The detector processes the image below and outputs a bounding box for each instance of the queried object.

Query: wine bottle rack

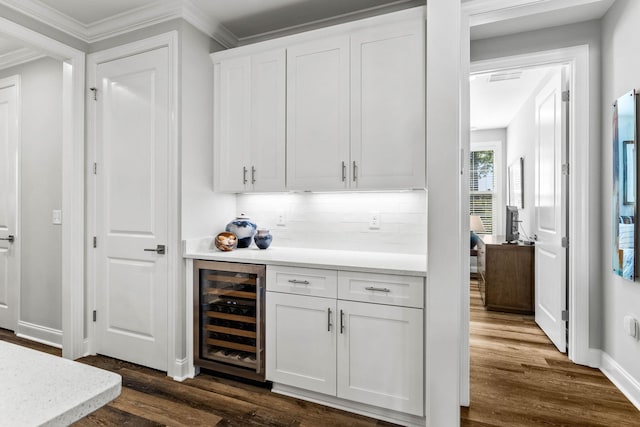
[193,260,265,382]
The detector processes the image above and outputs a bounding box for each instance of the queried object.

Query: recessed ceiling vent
[488,70,523,82]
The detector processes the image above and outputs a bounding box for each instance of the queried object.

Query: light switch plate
[624,315,638,339]
[52,210,62,225]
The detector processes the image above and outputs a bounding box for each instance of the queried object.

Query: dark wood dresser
[475,235,535,314]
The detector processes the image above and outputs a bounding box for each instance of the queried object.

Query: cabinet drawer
[337,271,424,308]
[267,265,338,298]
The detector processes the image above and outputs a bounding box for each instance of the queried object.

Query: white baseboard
[16,321,62,348]
[171,357,195,382]
[600,352,640,411]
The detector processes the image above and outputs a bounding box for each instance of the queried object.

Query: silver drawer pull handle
[365,286,390,293]
[288,279,310,285]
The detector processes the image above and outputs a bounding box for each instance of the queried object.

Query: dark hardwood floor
[2,282,638,426]
[462,280,640,426]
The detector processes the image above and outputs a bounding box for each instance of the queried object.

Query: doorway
[0,19,85,359]
[463,47,595,413]
[470,62,569,351]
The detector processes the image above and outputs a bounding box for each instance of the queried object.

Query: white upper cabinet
[350,21,425,190]
[213,50,286,192]
[214,56,250,192]
[250,49,286,192]
[212,7,425,193]
[286,37,350,191]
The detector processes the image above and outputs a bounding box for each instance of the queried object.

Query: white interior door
[94,47,169,371]
[534,69,567,353]
[0,77,19,332]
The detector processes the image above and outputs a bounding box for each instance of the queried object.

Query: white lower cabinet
[266,267,424,417]
[266,292,337,395]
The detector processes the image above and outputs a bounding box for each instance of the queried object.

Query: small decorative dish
[215,232,238,252]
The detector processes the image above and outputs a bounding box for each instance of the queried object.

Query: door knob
[144,244,166,255]
[0,235,14,243]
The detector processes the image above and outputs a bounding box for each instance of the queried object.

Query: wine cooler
[193,260,266,382]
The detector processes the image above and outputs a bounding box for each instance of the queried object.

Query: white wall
[180,21,235,241]
[471,18,603,350]
[0,58,63,341]
[601,0,640,404]
[236,191,426,254]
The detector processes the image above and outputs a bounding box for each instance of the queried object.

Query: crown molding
[237,0,421,46]
[462,0,614,26]
[0,0,238,47]
[0,47,46,70]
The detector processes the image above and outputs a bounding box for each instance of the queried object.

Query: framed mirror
[613,90,638,280]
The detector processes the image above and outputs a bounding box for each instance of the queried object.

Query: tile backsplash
[235,190,426,254]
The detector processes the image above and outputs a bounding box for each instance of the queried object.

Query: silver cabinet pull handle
[243,166,248,184]
[340,309,345,334]
[0,235,14,243]
[352,161,357,182]
[341,161,346,182]
[288,279,310,285]
[365,286,390,293]
[327,308,332,332]
[251,166,256,184]
[144,244,166,255]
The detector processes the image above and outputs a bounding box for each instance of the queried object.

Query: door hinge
[562,237,569,248]
[89,87,98,101]
[562,163,570,175]
[93,236,97,248]
[93,162,97,175]
[561,310,569,321]
[93,310,97,322]
[562,90,570,102]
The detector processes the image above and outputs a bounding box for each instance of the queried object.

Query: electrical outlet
[277,212,286,226]
[369,212,380,229]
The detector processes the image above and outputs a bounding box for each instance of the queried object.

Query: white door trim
[86,31,180,377]
[469,45,593,367]
[0,74,21,333]
[0,16,85,360]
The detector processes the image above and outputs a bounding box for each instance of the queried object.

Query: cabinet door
[213,56,250,192]
[266,292,337,395]
[350,20,425,190]
[337,300,423,416]
[287,37,350,191]
[250,49,286,192]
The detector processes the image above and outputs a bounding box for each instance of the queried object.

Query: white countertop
[183,239,426,276]
[0,341,122,426]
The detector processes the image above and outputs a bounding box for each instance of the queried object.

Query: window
[470,147,498,234]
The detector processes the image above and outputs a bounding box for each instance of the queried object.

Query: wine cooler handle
[340,309,344,334]
[327,308,332,332]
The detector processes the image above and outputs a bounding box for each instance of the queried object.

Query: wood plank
[205,311,257,324]
[204,274,256,285]
[205,288,256,299]
[109,388,223,426]
[206,338,256,353]
[205,324,256,338]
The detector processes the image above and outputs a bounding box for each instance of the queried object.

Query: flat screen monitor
[505,205,519,243]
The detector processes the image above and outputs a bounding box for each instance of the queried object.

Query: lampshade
[470,215,486,233]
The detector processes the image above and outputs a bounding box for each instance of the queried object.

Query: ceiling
[470,66,559,130]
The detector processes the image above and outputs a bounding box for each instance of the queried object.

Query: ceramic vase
[225,214,257,248]
[254,229,273,250]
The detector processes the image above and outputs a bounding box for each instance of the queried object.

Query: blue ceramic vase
[225,214,257,248]
[254,229,273,250]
